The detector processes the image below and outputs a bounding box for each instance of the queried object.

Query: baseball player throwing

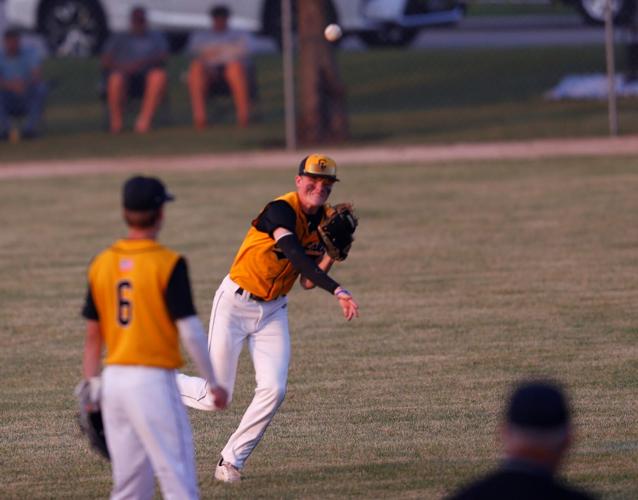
[80,175,228,499]
[177,154,359,482]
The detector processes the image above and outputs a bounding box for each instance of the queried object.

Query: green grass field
[2,44,638,162]
[1,157,637,498]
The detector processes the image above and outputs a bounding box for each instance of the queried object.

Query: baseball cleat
[215,458,241,483]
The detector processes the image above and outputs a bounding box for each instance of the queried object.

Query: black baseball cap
[298,154,339,181]
[506,381,570,430]
[123,175,174,211]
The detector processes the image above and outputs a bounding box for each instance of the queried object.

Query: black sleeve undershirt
[82,285,98,320]
[254,200,337,294]
[277,234,339,294]
[254,200,297,236]
[165,257,197,320]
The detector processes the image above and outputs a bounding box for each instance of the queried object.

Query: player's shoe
[215,457,241,483]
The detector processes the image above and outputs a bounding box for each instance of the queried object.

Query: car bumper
[357,1,466,32]
[393,5,466,28]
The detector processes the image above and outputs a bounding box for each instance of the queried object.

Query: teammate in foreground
[177,154,359,482]
[80,175,228,499]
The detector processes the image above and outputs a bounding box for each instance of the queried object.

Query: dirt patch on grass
[2,135,638,179]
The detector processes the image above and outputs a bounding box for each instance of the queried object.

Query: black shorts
[100,64,164,100]
[206,65,230,96]
[127,72,149,99]
[120,64,165,98]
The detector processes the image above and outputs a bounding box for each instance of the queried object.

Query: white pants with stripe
[102,365,199,500]
[177,275,290,470]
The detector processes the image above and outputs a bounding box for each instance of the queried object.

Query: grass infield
[1,157,637,498]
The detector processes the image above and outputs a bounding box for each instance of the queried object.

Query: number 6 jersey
[82,239,196,368]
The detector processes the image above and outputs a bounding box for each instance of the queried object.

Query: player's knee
[260,383,286,406]
[275,385,286,404]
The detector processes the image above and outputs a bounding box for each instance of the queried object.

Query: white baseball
[324,23,342,42]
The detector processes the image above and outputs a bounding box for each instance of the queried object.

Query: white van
[5,0,465,56]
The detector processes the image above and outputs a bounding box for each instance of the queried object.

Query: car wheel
[38,0,107,56]
[359,27,419,48]
[578,0,636,25]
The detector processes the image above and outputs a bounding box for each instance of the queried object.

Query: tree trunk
[297,0,349,145]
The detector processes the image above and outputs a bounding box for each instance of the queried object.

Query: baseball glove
[318,203,358,261]
[74,379,110,460]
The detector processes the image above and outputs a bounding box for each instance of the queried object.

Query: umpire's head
[122,175,174,229]
[502,380,572,472]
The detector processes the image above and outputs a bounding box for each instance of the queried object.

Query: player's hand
[334,287,359,321]
[210,386,229,410]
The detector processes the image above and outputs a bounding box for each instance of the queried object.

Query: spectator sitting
[101,6,168,134]
[447,381,596,500]
[186,5,253,129]
[0,27,48,140]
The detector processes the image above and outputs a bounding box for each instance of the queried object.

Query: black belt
[235,287,266,302]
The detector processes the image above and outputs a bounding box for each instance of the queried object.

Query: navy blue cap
[123,175,174,211]
[506,381,569,430]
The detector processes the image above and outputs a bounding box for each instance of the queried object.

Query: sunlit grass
[1,158,637,498]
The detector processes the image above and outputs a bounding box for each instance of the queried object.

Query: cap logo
[298,154,339,181]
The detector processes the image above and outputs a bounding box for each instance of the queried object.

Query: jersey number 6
[117,280,132,326]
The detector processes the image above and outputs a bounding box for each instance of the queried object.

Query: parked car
[5,0,466,56]
[563,0,636,25]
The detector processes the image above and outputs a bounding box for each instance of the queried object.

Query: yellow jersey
[83,239,195,369]
[229,192,324,301]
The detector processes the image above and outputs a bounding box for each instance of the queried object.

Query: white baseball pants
[177,275,290,470]
[102,365,199,500]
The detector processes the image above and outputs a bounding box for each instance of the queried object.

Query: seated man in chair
[186,5,254,129]
[0,27,48,140]
[101,6,168,134]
